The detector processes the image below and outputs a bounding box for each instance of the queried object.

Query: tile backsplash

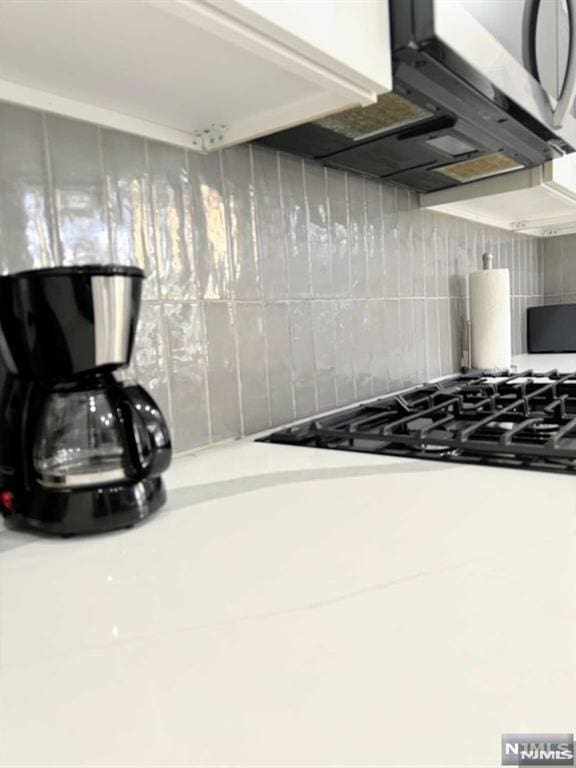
[542,234,576,304]
[0,102,544,452]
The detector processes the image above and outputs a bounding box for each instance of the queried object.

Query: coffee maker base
[3,478,166,536]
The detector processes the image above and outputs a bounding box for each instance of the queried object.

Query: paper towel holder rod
[482,252,494,270]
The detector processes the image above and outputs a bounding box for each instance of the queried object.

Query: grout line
[301,159,319,414]
[218,149,245,438]
[344,173,353,305]
[97,125,115,265]
[248,145,272,429]
[199,301,214,445]
[143,138,161,299]
[277,152,297,422]
[138,292,543,303]
[184,146,213,444]
[40,111,62,267]
[158,303,175,435]
[261,303,273,430]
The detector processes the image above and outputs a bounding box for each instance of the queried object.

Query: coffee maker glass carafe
[34,389,130,488]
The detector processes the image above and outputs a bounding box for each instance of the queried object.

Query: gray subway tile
[46,114,110,265]
[333,300,356,405]
[188,150,231,299]
[265,302,295,425]
[348,174,367,298]
[439,298,452,374]
[520,296,528,351]
[499,232,513,275]
[369,300,389,396]
[0,104,56,273]
[327,169,350,297]
[250,146,288,300]
[280,154,311,298]
[305,162,331,297]
[398,299,415,386]
[148,141,196,300]
[312,302,338,411]
[423,210,437,298]
[543,238,563,296]
[435,214,450,298]
[353,300,372,399]
[383,300,402,391]
[382,185,399,298]
[397,189,413,298]
[425,299,441,380]
[252,146,287,299]
[102,129,158,299]
[236,303,270,434]
[413,299,427,382]
[365,180,384,298]
[163,302,210,451]
[221,144,261,300]
[410,205,426,297]
[204,302,242,441]
[289,301,317,417]
[451,218,468,298]
[516,237,525,295]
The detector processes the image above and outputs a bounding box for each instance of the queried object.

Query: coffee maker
[0,265,172,535]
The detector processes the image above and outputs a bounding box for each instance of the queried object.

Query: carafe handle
[119,386,172,479]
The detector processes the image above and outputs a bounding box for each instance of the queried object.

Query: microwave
[260,0,576,193]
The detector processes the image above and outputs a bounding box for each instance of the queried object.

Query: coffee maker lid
[0,263,145,380]
[1,264,145,280]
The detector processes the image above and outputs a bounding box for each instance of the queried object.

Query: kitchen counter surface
[1,356,575,768]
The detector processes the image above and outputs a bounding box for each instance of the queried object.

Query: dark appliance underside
[259,370,576,475]
[258,2,567,192]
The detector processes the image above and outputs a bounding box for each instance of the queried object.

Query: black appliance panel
[528,304,576,352]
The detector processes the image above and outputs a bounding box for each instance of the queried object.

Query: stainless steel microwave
[260,0,576,193]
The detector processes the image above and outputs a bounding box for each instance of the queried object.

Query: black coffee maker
[0,265,172,535]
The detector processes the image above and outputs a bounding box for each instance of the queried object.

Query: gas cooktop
[259,370,576,475]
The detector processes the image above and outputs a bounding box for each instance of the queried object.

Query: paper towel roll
[470,268,511,371]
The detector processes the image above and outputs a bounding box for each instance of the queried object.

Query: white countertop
[1,357,575,768]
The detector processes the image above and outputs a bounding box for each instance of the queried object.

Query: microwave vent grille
[433,152,524,183]
[315,93,432,141]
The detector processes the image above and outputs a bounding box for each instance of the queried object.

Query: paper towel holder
[461,252,495,371]
[463,251,512,374]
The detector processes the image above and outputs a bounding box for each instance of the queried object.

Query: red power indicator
[0,490,14,512]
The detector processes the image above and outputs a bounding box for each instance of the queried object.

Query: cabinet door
[0,0,392,152]
[219,0,391,93]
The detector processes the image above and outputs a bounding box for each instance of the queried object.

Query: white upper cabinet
[421,154,576,238]
[0,0,392,151]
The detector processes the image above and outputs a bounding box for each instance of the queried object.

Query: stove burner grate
[259,369,576,474]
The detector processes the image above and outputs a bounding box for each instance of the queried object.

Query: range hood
[259,0,576,192]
